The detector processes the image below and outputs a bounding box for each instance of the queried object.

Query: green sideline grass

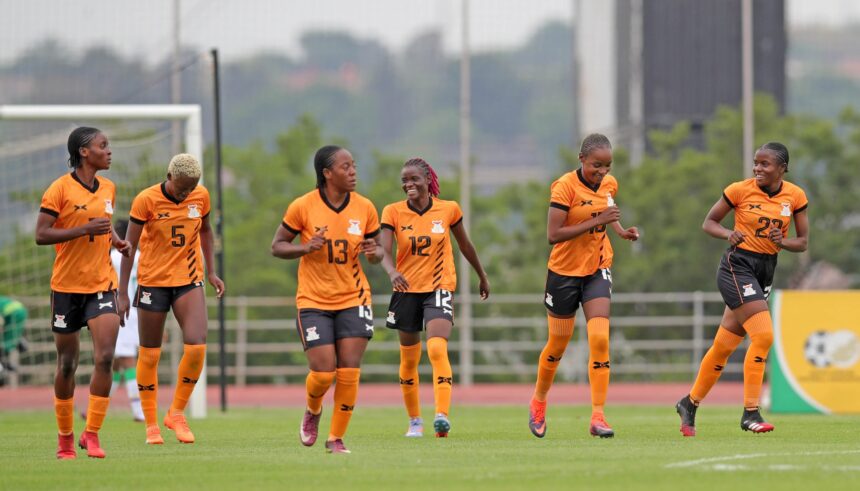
[1,405,858,490]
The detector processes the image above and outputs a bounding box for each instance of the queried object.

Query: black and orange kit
[381,198,463,330]
[40,172,119,332]
[282,189,380,349]
[129,182,211,312]
[544,169,617,316]
[717,178,808,309]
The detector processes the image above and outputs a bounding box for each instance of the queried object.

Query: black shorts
[134,282,203,312]
[51,290,119,334]
[386,290,454,332]
[717,247,777,310]
[544,269,612,316]
[296,305,374,350]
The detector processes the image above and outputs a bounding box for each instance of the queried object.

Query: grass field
[1,405,858,491]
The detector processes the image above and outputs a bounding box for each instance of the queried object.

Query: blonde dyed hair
[167,153,202,179]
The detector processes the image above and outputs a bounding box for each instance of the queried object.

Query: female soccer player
[528,133,639,439]
[380,158,489,438]
[118,154,225,445]
[271,145,383,454]
[36,127,129,459]
[676,142,808,436]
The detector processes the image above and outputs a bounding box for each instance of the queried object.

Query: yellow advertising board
[771,290,860,414]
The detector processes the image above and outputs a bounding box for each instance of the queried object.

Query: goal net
[0,105,208,418]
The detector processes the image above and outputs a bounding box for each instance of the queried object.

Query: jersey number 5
[171,225,186,247]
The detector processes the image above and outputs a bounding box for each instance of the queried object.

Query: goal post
[0,104,208,418]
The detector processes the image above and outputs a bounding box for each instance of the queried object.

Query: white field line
[666,449,860,469]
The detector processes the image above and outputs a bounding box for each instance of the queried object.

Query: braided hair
[404,158,440,197]
[579,133,612,158]
[314,145,344,188]
[758,142,790,172]
[67,127,102,168]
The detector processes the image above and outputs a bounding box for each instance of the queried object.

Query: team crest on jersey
[743,284,757,297]
[187,204,201,218]
[545,293,554,307]
[140,292,153,305]
[104,199,114,214]
[53,315,67,328]
[431,220,445,234]
[387,311,396,324]
[780,203,792,217]
[306,326,320,342]
[347,219,362,236]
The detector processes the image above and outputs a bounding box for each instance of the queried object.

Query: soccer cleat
[405,417,424,437]
[528,398,547,438]
[164,411,195,443]
[56,433,76,459]
[741,408,774,433]
[145,424,164,445]
[676,395,698,437]
[78,431,106,458]
[589,414,615,438]
[325,438,351,454]
[299,408,322,446]
[433,413,450,438]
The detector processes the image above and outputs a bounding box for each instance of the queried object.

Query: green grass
[1,405,859,491]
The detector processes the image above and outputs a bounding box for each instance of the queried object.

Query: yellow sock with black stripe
[743,311,774,409]
[533,316,574,402]
[427,337,452,416]
[399,343,422,418]
[690,327,744,403]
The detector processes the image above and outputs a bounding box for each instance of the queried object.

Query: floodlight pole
[742,0,754,178]
[459,0,474,387]
[211,49,228,413]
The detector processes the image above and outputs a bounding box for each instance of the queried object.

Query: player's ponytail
[67,127,102,168]
[404,158,440,197]
[314,145,343,188]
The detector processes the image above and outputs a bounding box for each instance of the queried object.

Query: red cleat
[676,395,698,437]
[589,414,615,438]
[741,409,774,433]
[78,431,105,458]
[529,398,547,438]
[56,433,76,460]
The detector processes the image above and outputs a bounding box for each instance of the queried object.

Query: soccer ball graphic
[803,330,860,368]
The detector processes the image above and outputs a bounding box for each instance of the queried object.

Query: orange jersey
[381,198,464,293]
[129,182,211,287]
[722,178,808,255]
[40,172,118,293]
[546,170,618,277]
[282,189,380,310]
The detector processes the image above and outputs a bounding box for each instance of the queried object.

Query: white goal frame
[0,104,208,418]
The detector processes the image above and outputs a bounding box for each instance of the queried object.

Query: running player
[0,296,28,378]
[528,133,639,439]
[271,145,382,454]
[35,126,129,459]
[676,142,808,436]
[380,157,489,438]
[118,154,225,445]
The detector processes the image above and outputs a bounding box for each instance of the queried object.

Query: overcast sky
[2,0,859,64]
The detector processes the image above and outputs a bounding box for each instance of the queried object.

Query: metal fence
[3,292,733,388]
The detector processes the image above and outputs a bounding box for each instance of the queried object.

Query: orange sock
[329,367,360,439]
[306,370,336,414]
[170,344,206,414]
[399,343,422,418]
[427,337,452,416]
[137,346,161,426]
[743,311,774,409]
[690,327,744,402]
[587,317,610,415]
[85,394,110,433]
[533,316,574,402]
[54,396,74,435]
